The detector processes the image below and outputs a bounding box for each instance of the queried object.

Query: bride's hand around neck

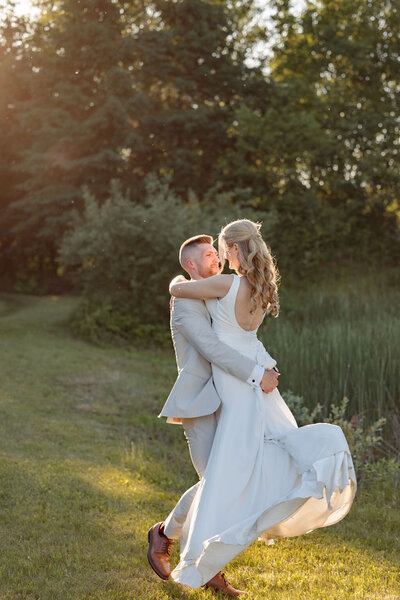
[169,273,235,300]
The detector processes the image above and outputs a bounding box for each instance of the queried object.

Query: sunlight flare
[12,0,39,18]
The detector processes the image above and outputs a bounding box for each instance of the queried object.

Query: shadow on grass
[0,452,211,599]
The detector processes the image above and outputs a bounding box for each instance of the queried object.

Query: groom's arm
[172,297,264,387]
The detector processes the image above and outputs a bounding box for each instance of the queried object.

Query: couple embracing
[147,219,356,596]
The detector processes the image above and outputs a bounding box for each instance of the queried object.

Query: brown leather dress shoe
[147,522,174,580]
[203,571,246,596]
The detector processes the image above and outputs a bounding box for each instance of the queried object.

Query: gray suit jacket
[158,296,259,424]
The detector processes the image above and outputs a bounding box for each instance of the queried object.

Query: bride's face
[224,243,240,271]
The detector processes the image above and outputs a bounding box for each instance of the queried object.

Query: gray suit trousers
[163,412,218,540]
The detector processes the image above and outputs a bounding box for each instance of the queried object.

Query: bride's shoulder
[197,273,234,297]
[211,273,234,284]
[210,273,235,290]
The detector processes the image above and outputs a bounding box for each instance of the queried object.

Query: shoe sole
[147,527,170,581]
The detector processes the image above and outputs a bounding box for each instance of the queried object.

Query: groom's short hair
[179,234,214,269]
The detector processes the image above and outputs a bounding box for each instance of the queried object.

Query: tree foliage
[0,6,38,284]
[129,0,267,194]
[0,0,399,304]
[9,1,140,245]
[219,0,400,266]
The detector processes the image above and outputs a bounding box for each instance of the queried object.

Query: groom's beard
[198,263,221,279]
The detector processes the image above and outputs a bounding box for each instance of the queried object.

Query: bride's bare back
[234,276,265,331]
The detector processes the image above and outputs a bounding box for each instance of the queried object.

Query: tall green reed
[259,277,400,444]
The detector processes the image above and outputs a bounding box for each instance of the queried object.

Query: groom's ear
[183,258,195,273]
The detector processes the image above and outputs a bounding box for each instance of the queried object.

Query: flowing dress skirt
[171,372,356,588]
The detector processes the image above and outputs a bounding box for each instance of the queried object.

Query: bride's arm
[169,274,234,299]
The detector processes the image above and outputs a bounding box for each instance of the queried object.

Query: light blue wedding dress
[171,275,356,588]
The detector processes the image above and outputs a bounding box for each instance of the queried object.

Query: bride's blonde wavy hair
[218,219,280,317]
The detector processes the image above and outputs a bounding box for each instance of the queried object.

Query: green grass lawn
[0,294,399,600]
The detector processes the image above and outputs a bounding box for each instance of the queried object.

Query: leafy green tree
[6,0,144,280]
[3,0,268,288]
[130,0,268,195]
[3,0,399,296]
[278,0,400,257]
[0,5,37,285]
[220,0,400,269]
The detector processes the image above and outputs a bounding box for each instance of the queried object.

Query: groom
[147,234,278,595]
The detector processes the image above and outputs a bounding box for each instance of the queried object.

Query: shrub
[59,174,276,337]
[68,299,171,346]
[282,391,391,483]
[59,176,189,327]
[361,458,400,503]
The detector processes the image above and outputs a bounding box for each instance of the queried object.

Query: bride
[169,219,356,595]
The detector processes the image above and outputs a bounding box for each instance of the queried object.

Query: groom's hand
[260,369,279,394]
[170,274,187,288]
[170,275,187,309]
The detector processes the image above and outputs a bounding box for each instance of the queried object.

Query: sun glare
[11,0,306,19]
[13,0,40,18]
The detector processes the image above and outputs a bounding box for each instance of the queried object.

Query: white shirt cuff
[247,364,265,388]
